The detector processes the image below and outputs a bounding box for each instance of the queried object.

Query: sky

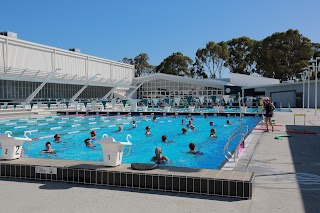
[0,0,319,78]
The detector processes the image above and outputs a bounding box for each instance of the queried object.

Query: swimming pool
[0,114,260,169]
[137,107,291,113]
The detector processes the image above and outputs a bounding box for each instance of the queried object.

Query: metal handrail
[224,124,249,162]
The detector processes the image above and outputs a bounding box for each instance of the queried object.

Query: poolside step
[0,159,254,200]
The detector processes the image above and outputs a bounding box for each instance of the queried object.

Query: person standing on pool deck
[264,97,275,132]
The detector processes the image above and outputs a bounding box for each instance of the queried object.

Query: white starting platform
[97,134,132,167]
[0,131,32,160]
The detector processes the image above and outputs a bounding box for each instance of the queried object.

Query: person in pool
[181,119,185,125]
[54,134,61,143]
[132,120,137,128]
[204,114,208,119]
[161,135,175,143]
[41,142,55,154]
[145,126,151,135]
[90,131,96,140]
[209,121,214,126]
[152,116,157,122]
[188,142,203,155]
[187,117,195,128]
[118,125,123,132]
[151,147,169,164]
[84,138,95,147]
[210,128,217,138]
[182,128,187,134]
[226,120,231,125]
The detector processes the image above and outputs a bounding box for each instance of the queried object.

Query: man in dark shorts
[264,97,275,132]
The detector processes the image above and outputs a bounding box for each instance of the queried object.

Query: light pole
[307,66,311,112]
[299,70,307,109]
[309,58,320,115]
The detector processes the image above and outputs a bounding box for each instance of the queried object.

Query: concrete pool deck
[0,108,320,212]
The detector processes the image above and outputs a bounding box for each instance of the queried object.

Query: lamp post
[307,66,311,112]
[309,58,320,115]
[299,70,307,109]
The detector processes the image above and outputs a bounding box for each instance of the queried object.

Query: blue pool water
[0,114,260,169]
[139,107,291,113]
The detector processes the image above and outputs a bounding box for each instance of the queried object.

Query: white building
[0,32,135,102]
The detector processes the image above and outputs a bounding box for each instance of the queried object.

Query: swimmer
[161,135,175,143]
[226,120,231,125]
[181,119,185,125]
[151,147,169,164]
[118,125,123,132]
[204,114,208,119]
[54,134,61,143]
[90,131,96,140]
[132,120,137,128]
[152,116,157,122]
[84,138,95,147]
[187,117,195,128]
[186,115,189,120]
[41,142,55,154]
[182,128,187,134]
[145,126,151,135]
[188,142,203,155]
[210,128,217,138]
[209,121,214,126]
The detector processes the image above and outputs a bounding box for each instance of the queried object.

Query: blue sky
[0,0,319,77]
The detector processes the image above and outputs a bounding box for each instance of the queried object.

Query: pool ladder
[223,125,249,162]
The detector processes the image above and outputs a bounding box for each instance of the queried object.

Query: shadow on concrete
[285,124,320,213]
[0,178,243,202]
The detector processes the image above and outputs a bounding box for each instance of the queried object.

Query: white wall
[230,73,280,87]
[0,35,134,82]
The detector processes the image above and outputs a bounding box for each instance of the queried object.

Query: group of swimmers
[42,130,98,153]
[41,113,229,164]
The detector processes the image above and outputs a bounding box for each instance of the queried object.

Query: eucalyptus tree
[255,29,313,81]
[226,36,256,75]
[156,52,193,77]
[195,41,229,78]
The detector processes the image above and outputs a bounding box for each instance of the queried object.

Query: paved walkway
[1,109,320,213]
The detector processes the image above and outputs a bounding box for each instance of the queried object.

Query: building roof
[134,73,232,89]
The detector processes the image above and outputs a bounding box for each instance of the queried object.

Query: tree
[156,52,193,77]
[195,41,229,78]
[255,29,313,81]
[191,59,208,79]
[122,57,134,65]
[311,43,320,59]
[122,53,155,77]
[226,37,256,75]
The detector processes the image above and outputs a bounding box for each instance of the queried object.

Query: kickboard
[274,134,291,139]
[131,163,158,170]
